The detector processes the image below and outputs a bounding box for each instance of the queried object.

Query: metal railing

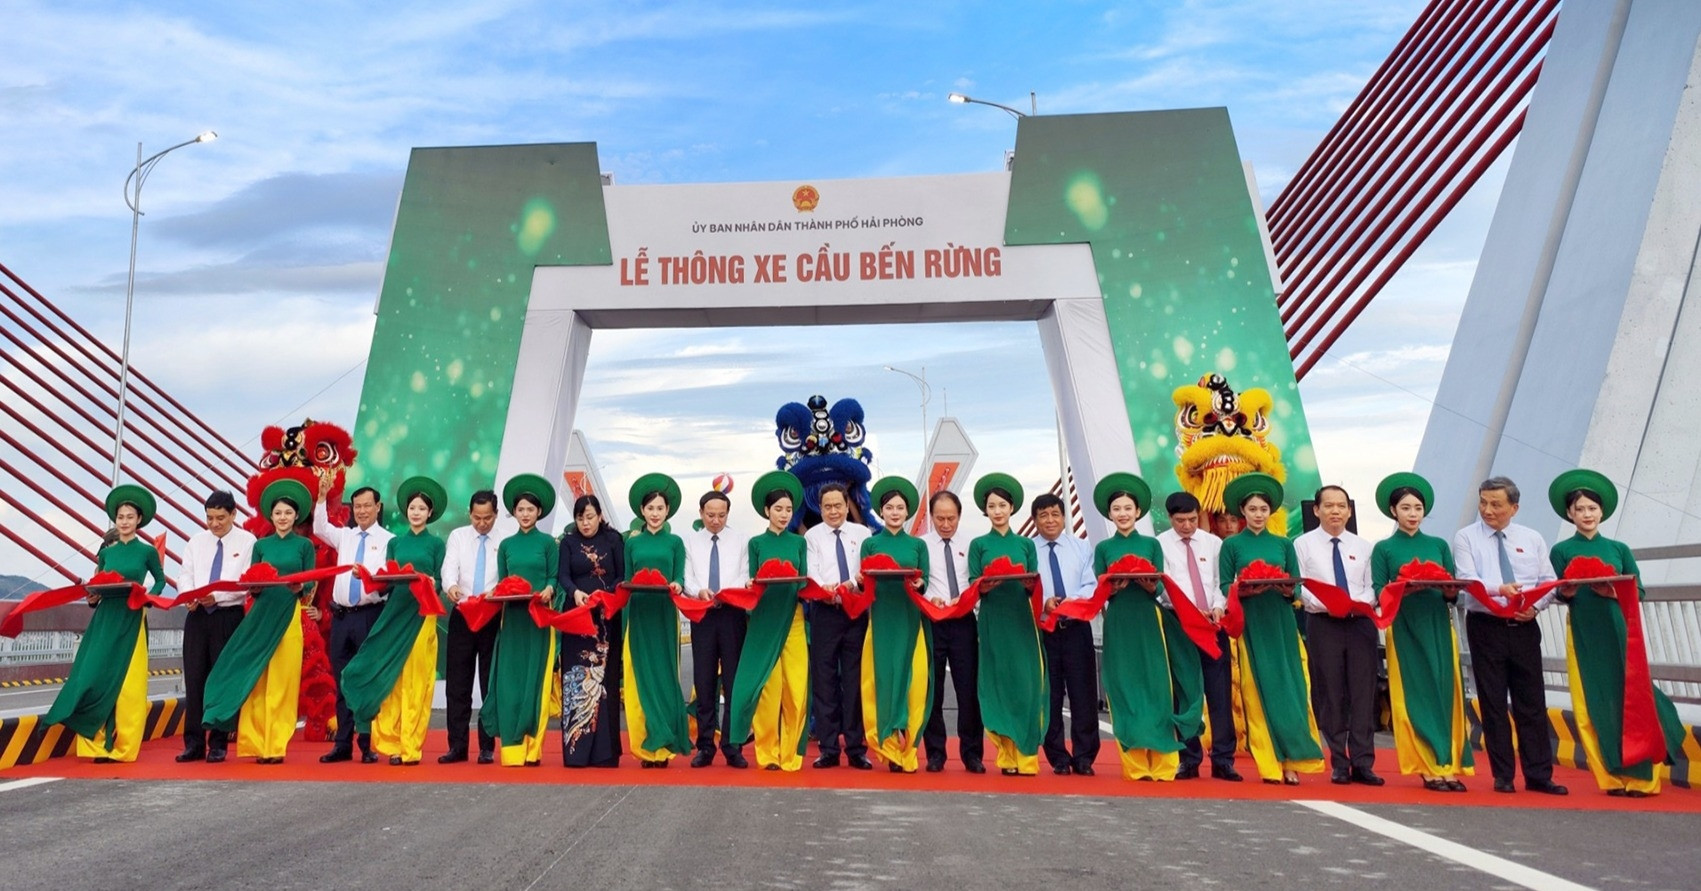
[0,629,184,666]
[1459,542,1701,705]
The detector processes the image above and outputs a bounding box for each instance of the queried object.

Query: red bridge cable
[1276,0,1544,314]
[1280,5,1554,338]
[1269,0,1495,245]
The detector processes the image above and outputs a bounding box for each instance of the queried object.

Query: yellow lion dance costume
[1172,373,1288,536]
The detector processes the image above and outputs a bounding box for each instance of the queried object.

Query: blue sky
[2,0,1509,573]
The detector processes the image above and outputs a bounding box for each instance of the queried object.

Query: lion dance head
[774,394,874,529]
[242,418,357,539]
[1172,374,1287,536]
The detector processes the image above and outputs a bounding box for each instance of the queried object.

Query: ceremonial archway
[349,110,1321,540]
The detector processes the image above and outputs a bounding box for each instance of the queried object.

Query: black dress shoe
[438,750,468,764]
[724,751,750,769]
[848,754,875,770]
[813,754,840,769]
[1493,778,1516,793]
[176,749,206,763]
[1331,767,1351,785]
[389,755,404,766]
[690,750,714,768]
[1526,780,1568,796]
[1211,766,1243,782]
[1607,788,1628,797]
[963,758,986,774]
[1073,764,1095,776]
[1444,779,1467,792]
[320,749,353,764]
[889,762,905,773]
[1053,765,1072,776]
[1174,766,1200,780]
[205,750,226,764]
[477,750,495,764]
[764,763,780,771]
[925,760,945,773]
[1350,768,1385,787]
[360,751,380,764]
[93,757,115,764]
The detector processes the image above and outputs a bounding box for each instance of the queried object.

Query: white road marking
[0,777,63,793]
[1297,800,1595,891]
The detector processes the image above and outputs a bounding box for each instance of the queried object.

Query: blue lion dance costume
[774,395,874,530]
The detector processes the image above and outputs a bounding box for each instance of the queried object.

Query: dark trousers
[180,605,244,754]
[328,605,382,751]
[1306,612,1379,771]
[1043,618,1099,770]
[1466,612,1554,784]
[445,608,499,755]
[691,606,748,754]
[808,604,867,758]
[1180,626,1236,772]
[923,615,984,763]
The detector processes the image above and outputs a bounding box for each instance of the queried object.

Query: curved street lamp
[113,131,217,485]
[947,91,1035,119]
[883,364,932,469]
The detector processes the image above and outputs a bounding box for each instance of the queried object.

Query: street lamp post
[947,91,1036,118]
[883,364,931,476]
[113,131,217,486]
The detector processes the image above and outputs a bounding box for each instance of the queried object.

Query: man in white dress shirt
[314,483,394,764]
[175,490,256,764]
[1294,485,1383,786]
[805,482,874,769]
[918,491,985,774]
[1156,492,1241,781]
[1454,476,1566,795]
[439,489,508,764]
[684,489,751,768]
[1031,493,1100,776]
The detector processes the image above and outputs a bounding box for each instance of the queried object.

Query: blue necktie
[1048,541,1066,603]
[708,534,721,592]
[348,530,368,606]
[474,533,488,595]
[1495,530,1516,586]
[1330,537,1349,592]
[834,529,850,582]
[205,539,224,611]
[942,538,959,598]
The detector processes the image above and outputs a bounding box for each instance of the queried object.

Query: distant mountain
[1,574,48,600]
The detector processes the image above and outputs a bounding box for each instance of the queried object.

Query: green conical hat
[1549,469,1618,521]
[973,472,1024,513]
[1093,472,1150,517]
[503,473,556,518]
[629,472,682,520]
[751,470,804,515]
[105,484,157,527]
[396,476,448,524]
[871,475,920,513]
[260,478,312,521]
[1374,472,1433,520]
[1223,472,1283,515]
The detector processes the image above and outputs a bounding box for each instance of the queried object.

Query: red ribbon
[854,553,922,622]
[1300,578,1379,622]
[1223,560,1292,639]
[1373,559,1477,630]
[453,575,596,635]
[960,556,1042,623]
[714,559,833,612]
[1555,556,1664,765]
[354,561,446,617]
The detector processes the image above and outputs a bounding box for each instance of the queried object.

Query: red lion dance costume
[241,419,356,742]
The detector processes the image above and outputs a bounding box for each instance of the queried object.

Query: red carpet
[6,730,1698,813]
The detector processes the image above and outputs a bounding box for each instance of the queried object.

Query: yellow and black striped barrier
[0,698,183,771]
[1466,698,1699,789]
[0,667,181,689]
